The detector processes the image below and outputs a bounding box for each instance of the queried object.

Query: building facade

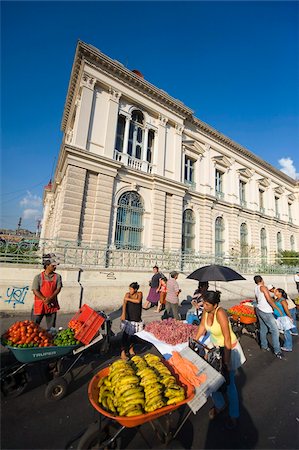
[41,41,299,268]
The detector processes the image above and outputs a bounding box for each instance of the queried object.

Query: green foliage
[276,250,299,267]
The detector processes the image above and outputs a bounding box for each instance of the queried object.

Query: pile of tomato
[1,320,54,348]
[227,304,256,318]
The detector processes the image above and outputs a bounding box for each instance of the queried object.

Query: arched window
[182,209,195,252]
[277,232,282,253]
[240,223,248,258]
[215,217,225,257]
[128,110,144,160]
[260,228,267,259]
[290,235,295,251]
[114,191,144,250]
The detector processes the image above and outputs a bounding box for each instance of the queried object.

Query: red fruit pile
[227,304,256,318]
[144,318,198,345]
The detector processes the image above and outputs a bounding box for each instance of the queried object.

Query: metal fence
[0,237,298,274]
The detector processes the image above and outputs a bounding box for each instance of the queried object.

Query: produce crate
[69,304,105,345]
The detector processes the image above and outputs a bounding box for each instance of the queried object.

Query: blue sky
[1,1,299,231]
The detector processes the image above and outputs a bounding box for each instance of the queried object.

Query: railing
[114,150,153,174]
[215,191,225,200]
[275,213,280,220]
[240,200,247,208]
[184,180,196,191]
[259,207,265,214]
[1,238,298,274]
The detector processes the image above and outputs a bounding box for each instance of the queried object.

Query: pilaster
[74,73,96,149]
[104,87,122,159]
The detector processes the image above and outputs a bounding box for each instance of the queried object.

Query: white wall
[0,265,298,314]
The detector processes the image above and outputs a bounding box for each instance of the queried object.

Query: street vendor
[195,290,246,430]
[32,253,62,329]
[120,282,143,360]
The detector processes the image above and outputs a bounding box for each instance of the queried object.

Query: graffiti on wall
[1,286,29,309]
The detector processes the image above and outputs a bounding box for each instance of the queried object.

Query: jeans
[256,308,281,354]
[290,308,298,334]
[34,312,57,329]
[212,371,239,419]
[283,329,292,350]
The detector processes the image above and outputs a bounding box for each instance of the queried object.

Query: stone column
[122,115,131,155]
[74,73,96,149]
[174,124,184,182]
[151,190,166,248]
[104,88,121,159]
[141,126,149,172]
[154,115,168,176]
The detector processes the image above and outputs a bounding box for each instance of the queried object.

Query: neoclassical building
[41,41,299,266]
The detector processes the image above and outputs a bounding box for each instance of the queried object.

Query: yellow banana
[110,369,135,385]
[118,404,143,416]
[144,354,161,362]
[106,395,116,413]
[119,375,140,386]
[101,396,108,410]
[125,408,143,417]
[166,395,185,405]
[145,387,164,400]
[144,400,165,412]
[115,383,140,397]
[137,367,156,377]
[160,376,177,386]
[119,386,143,398]
[145,394,163,407]
[118,392,145,405]
[140,377,159,387]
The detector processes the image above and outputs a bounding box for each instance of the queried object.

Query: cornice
[61,41,297,188]
[61,41,193,131]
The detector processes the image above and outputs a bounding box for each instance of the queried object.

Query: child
[273,288,294,352]
[155,276,167,312]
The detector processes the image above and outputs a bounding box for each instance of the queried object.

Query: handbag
[188,338,223,373]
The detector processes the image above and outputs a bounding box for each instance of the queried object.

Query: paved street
[1,306,299,450]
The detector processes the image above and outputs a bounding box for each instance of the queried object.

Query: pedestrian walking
[294,271,299,294]
[143,265,163,309]
[165,271,181,320]
[120,282,143,360]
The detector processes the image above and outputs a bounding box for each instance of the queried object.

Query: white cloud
[20,191,42,208]
[23,209,41,220]
[278,158,299,180]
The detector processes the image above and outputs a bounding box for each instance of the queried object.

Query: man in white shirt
[254,275,283,359]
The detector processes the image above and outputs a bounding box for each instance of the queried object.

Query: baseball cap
[267,284,275,290]
[42,253,60,266]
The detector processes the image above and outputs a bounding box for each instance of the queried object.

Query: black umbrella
[187,264,246,282]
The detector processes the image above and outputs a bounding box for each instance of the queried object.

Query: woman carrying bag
[195,290,246,429]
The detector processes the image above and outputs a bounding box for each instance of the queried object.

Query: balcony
[114,150,153,174]
[215,191,225,200]
[184,180,196,191]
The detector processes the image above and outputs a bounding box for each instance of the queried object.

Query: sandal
[208,405,226,420]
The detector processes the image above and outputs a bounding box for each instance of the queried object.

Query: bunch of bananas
[97,354,186,417]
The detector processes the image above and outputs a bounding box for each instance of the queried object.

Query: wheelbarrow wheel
[45,376,68,401]
[77,422,121,450]
[1,366,29,398]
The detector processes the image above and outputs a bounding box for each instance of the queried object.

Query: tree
[277,250,299,267]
